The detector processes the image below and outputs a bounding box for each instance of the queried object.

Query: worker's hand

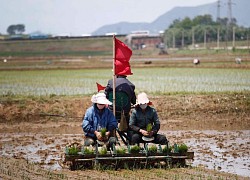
[94,131,103,141]
[101,131,110,141]
[95,131,109,141]
[148,131,154,137]
[105,131,110,137]
[139,129,149,136]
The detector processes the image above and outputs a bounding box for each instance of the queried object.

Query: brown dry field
[1,93,250,132]
[1,92,250,179]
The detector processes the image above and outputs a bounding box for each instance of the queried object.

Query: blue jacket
[82,104,118,138]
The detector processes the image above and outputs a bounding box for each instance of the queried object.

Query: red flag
[96,82,106,92]
[114,37,133,75]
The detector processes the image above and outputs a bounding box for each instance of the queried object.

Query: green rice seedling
[130,145,140,154]
[162,145,172,153]
[100,128,107,138]
[178,143,188,154]
[98,147,107,155]
[116,147,127,154]
[148,145,157,154]
[68,146,79,155]
[146,123,152,132]
[83,147,94,155]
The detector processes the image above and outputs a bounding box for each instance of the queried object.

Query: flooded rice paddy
[0,130,249,177]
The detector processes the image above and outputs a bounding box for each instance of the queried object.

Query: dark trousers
[128,131,168,145]
[84,136,116,149]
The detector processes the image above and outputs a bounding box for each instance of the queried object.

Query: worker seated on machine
[128,92,168,145]
[104,75,136,125]
[104,75,136,144]
[82,92,117,148]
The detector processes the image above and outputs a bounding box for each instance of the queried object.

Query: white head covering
[91,92,112,105]
[137,92,150,104]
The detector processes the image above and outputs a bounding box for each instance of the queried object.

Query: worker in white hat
[82,92,117,147]
[128,92,168,145]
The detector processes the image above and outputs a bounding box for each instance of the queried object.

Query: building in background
[125,30,163,50]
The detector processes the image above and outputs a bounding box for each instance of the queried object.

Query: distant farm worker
[105,75,136,126]
[128,92,168,145]
[193,58,200,65]
[82,92,118,148]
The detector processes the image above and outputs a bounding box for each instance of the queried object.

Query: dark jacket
[105,76,136,113]
[129,106,160,135]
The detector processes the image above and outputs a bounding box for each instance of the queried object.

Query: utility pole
[204,28,207,49]
[248,29,250,55]
[227,0,233,25]
[217,0,221,22]
[217,26,220,49]
[172,30,175,49]
[226,0,233,50]
[227,0,235,49]
[232,26,236,48]
[216,0,221,50]
[192,28,195,48]
[181,30,184,49]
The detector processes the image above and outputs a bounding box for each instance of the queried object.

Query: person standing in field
[129,92,168,145]
[82,92,117,147]
[104,75,136,126]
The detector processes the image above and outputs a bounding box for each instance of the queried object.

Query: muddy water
[0,130,249,177]
[162,130,250,177]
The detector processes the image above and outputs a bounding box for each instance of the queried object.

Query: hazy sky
[0,0,217,35]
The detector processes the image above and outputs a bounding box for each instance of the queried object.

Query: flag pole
[112,35,116,117]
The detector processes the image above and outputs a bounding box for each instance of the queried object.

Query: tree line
[163,14,250,48]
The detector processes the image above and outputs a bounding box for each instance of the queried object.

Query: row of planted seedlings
[64,142,191,170]
[65,142,190,159]
[64,127,191,169]
[65,126,190,158]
